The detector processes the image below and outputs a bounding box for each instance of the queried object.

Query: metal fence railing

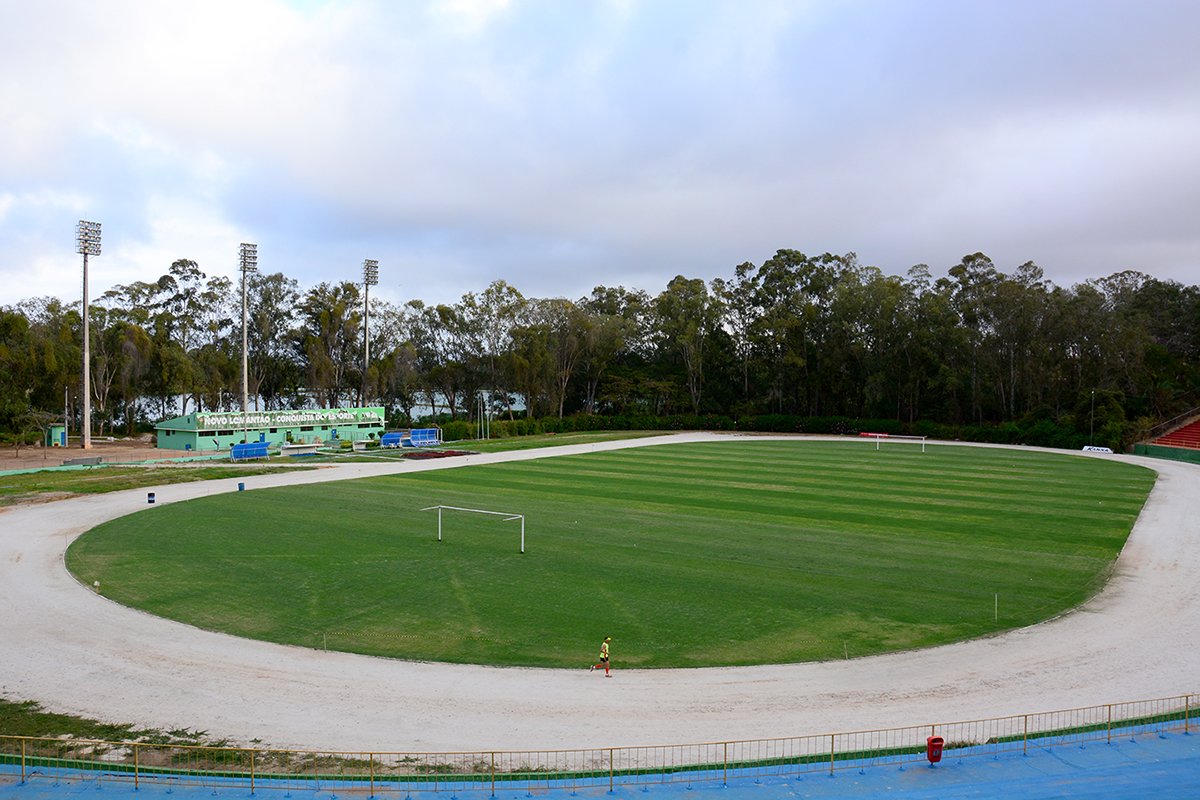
[1146,407,1200,441]
[1,693,1194,795]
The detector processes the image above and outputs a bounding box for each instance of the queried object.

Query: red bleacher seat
[1154,419,1200,450]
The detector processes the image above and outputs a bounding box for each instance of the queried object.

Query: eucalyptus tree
[5,241,1199,443]
[0,307,34,432]
[374,335,420,422]
[400,300,445,417]
[1077,274,1151,399]
[943,253,1003,423]
[652,276,723,414]
[1091,271,1200,416]
[458,280,526,419]
[985,262,1054,419]
[534,297,588,418]
[106,260,219,416]
[11,297,81,425]
[1126,277,1200,416]
[430,301,479,419]
[158,260,207,366]
[145,314,194,420]
[821,263,909,418]
[362,297,401,410]
[749,250,842,414]
[89,285,162,427]
[295,281,363,409]
[509,316,554,419]
[712,263,760,411]
[578,286,653,413]
[896,265,958,422]
[187,274,237,413]
[575,302,637,415]
[398,299,477,419]
[87,288,154,434]
[247,272,301,410]
[87,301,126,435]
[504,296,592,420]
[583,285,653,356]
[114,322,153,434]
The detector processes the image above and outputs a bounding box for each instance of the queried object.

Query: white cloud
[1,0,1197,310]
[428,0,512,37]
[118,194,250,283]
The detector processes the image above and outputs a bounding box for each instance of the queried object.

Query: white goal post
[420,505,526,553]
[857,432,928,452]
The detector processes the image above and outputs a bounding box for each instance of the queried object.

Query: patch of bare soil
[0,439,192,472]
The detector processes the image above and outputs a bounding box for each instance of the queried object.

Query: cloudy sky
[1,0,1197,310]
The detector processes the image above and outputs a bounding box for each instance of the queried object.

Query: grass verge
[0,698,226,745]
[0,465,314,508]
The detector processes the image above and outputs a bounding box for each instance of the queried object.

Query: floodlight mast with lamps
[362,259,379,405]
[239,243,258,442]
[76,220,101,450]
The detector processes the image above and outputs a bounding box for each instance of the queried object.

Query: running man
[589,636,613,677]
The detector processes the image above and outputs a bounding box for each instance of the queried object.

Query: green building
[46,424,67,447]
[155,407,386,452]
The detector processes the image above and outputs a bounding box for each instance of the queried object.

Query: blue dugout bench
[230,442,270,461]
[380,428,443,448]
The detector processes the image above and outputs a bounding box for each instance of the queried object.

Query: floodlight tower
[362,259,379,405]
[76,220,101,450]
[239,243,258,435]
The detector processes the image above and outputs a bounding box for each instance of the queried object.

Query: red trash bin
[926,736,944,764]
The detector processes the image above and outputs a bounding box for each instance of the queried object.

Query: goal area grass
[65,440,1155,669]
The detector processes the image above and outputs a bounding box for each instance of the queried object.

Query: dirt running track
[1,433,1197,753]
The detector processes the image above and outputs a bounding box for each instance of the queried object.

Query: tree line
[1,250,1197,450]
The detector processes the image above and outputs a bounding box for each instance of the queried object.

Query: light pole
[239,243,258,441]
[1090,389,1096,445]
[362,259,379,406]
[76,220,101,450]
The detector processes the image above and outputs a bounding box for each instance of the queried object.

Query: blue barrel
[147,492,155,504]
[238,482,245,492]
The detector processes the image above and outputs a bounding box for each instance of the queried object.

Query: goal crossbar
[857,432,928,452]
[420,505,526,553]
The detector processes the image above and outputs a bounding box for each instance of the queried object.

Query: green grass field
[65,440,1155,668]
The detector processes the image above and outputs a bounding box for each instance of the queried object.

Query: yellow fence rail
[1,693,1193,795]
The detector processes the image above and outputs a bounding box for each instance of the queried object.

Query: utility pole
[1090,389,1096,445]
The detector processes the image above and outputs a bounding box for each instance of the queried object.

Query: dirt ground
[1,433,1198,754]
[0,439,195,471]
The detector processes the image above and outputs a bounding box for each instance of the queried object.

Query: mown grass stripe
[66,441,1154,668]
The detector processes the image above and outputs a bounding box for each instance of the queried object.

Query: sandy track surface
[1,433,1196,753]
